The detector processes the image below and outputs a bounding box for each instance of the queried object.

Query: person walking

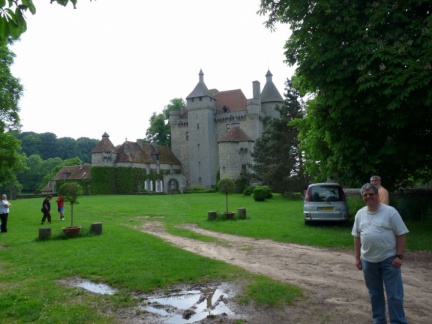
[56,195,65,220]
[41,195,52,225]
[352,183,409,324]
[0,194,11,233]
[370,175,389,205]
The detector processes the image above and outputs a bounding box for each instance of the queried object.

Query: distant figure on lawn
[41,195,52,225]
[56,195,65,220]
[1,194,11,233]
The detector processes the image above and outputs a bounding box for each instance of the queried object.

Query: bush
[184,185,206,193]
[253,186,272,201]
[243,187,252,196]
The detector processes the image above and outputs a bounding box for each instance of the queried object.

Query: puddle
[58,279,246,322]
[139,283,245,323]
[59,278,117,295]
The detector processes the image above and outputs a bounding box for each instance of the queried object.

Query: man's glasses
[362,193,376,198]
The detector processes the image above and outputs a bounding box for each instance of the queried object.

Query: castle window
[186,132,189,140]
[223,106,229,112]
[242,164,247,172]
[199,97,202,101]
[197,123,200,129]
[197,144,200,148]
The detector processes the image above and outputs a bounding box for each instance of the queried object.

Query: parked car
[303,183,349,225]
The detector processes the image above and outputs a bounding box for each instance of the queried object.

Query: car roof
[308,183,342,187]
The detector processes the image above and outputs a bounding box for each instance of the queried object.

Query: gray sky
[11,0,295,146]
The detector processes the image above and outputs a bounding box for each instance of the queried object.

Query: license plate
[318,206,334,211]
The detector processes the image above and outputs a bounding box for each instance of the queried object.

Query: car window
[310,186,342,202]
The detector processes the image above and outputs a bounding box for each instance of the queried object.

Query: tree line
[0,132,98,194]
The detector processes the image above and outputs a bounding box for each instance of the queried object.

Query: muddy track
[139,221,432,324]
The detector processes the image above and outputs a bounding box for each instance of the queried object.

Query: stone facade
[91,133,186,193]
[170,70,284,188]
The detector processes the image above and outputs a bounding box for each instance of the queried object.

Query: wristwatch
[396,254,404,259]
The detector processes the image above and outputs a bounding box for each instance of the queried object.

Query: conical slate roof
[260,70,283,103]
[91,132,117,153]
[186,69,214,99]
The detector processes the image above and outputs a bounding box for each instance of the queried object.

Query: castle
[170,69,283,189]
[91,70,284,193]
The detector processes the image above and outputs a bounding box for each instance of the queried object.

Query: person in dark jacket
[41,195,52,225]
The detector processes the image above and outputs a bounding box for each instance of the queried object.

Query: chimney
[253,81,260,99]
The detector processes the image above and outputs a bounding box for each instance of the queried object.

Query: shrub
[184,185,206,193]
[243,187,252,196]
[252,186,273,201]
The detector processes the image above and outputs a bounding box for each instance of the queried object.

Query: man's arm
[354,236,362,270]
[392,234,407,268]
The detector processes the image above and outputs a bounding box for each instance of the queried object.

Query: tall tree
[145,98,185,147]
[0,43,23,185]
[260,0,432,189]
[251,78,308,193]
[56,137,79,160]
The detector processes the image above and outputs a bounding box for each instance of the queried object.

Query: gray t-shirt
[352,204,409,263]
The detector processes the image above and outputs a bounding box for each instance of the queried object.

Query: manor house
[170,69,283,188]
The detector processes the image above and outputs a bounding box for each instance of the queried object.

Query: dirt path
[139,221,432,323]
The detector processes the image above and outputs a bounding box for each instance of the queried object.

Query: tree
[76,137,98,163]
[0,1,81,45]
[56,137,79,160]
[58,182,83,228]
[251,78,308,193]
[0,43,23,185]
[145,98,185,147]
[217,178,236,213]
[145,112,170,147]
[259,0,432,189]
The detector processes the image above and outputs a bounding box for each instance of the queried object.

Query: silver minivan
[303,183,349,224]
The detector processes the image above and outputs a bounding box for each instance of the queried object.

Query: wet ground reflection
[141,284,239,323]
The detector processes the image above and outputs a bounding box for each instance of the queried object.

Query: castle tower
[185,70,218,188]
[260,70,284,119]
[218,120,254,180]
[91,132,118,166]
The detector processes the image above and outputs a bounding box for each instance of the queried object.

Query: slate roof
[218,126,254,143]
[186,69,215,99]
[91,132,117,153]
[116,141,181,165]
[52,164,92,181]
[212,89,247,113]
[260,70,284,103]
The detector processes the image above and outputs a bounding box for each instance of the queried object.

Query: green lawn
[0,193,430,323]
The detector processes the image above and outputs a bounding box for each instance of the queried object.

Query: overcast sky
[11,0,295,146]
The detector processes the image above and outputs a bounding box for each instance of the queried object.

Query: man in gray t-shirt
[352,183,408,324]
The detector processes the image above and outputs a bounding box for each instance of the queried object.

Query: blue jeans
[362,257,407,324]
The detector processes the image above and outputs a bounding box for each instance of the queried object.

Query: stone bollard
[238,207,247,219]
[39,227,51,239]
[208,211,217,221]
[90,222,103,235]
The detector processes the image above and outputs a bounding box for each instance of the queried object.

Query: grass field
[0,193,430,323]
